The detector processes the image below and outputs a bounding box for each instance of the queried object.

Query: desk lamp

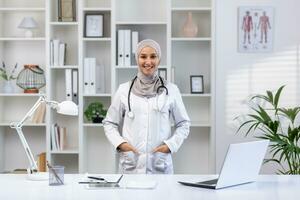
[10,94,78,181]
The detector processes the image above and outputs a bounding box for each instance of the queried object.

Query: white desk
[0,174,300,200]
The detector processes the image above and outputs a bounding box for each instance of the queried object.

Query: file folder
[118,30,125,66]
[72,69,78,104]
[65,69,72,101]
[124,29,131,66]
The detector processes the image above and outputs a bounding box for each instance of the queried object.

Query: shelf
[50,149,79,154]
[171,7,211,11]
[181,93,211,97]
[0,93,43,97]
[83,123,104,127]
[0,37,46,41]
[83,94,111,97]
[83,7,111,11]
[0,7,45,11]
[115,21,167,25]
[0,122,46,127]
[83,37,111,41]
[50,22,78,26]
[50,65,78,69]
[171,37,211,41]
[190,121,211,127]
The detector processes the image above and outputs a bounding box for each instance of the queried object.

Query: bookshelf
[0,0,215,174]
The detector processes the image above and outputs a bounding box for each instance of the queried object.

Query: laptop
[178,140,269,189]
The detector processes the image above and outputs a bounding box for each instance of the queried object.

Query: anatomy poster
[238,7,274,53]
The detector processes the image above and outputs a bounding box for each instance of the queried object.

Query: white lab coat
[103,81,190,174]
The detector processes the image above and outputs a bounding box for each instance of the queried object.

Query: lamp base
[27,172,48,181]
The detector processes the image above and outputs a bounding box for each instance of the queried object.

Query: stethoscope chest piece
[127,111,134,119]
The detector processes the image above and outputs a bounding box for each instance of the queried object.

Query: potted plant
[0,62,18,93]
[236,86,300,174]
[84,102,107,123]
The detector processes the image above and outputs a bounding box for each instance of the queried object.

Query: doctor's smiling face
[138,46,160,77]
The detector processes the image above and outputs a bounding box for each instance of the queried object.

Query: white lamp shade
[18,17,38,29]
[56,101,78,116]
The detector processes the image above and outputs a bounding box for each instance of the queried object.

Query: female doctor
[103,39,190,174]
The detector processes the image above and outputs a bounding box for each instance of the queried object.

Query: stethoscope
[127,76,168,119]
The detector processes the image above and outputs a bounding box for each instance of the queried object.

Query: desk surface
[0,174,300,200]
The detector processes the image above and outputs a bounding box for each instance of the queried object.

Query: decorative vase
[2,80,14,93]
[182,12,198,37]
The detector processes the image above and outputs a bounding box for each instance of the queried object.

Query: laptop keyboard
[197,178,218,185]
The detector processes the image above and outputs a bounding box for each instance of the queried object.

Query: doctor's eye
[150,55,158,59]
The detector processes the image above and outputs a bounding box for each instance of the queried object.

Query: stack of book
[31,102,46,123]
[50,39,66,66]
[51,123,67,151]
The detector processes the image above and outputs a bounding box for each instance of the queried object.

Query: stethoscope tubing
[127,75,168,119]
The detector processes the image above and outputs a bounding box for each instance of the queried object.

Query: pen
[47,161,64,185]
[78,181,105,184]
[88,176,105,181]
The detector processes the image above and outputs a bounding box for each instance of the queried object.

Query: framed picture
[158,68,167,80]
[84,13,103,37]
[238,6,274,53]
[58,0,76,22]
[190,75,204,94]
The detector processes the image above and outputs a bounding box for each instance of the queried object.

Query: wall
[215,0,300,173]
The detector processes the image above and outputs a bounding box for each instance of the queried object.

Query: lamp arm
[10,94,58,173]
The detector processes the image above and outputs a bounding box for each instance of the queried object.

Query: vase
[182,12,198,37]
[2,80,14,93]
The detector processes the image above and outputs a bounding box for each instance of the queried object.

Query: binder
[89,58,96,94]
[59,43,66,66]
[84,58,90,94]
[124,30,131,66]
[65,69,72,101]
[97,64,105,93]
[118,30,125,66]
[131,31,139,65]
[50,40,54,66]
[72,69,78,104]
[53,39,60,66]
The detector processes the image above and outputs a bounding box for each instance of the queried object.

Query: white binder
[118,30,125,66]
[131,31,139,65]
[53,39,60,66]
[65,69,72,101]
[96,64,105,93]
[59,43,66,66]
[72,69,78,104]
[83,58,90,94]
[124,29,131,66]
[89,58,97,94]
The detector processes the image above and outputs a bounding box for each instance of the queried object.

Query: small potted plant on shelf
[0,62,18,93]
[84,102,107,123]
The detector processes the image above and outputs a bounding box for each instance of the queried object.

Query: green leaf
[274,85,285,109]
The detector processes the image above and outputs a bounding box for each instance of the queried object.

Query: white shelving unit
[0,0,215,174]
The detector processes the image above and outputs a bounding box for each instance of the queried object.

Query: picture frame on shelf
[190,75,204,94]
[58,0,76,22]
[84,13,104,38]
[158,68,167,81]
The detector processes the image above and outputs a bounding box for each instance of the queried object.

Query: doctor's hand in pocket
[117,142,139,153]
[153,144,170,153]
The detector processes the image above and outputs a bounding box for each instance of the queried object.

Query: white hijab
[131,39,165,98]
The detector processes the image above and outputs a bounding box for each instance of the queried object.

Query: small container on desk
[49,165,64,186]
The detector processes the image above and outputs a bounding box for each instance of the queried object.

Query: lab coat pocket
[120,151,138,172]
[152,152,170,173]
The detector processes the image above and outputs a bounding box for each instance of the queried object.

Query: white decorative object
[18,17,38,38]
[182,12,198,37]
[10,94,78,181]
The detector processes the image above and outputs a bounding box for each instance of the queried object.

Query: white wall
[215,0,300,174]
